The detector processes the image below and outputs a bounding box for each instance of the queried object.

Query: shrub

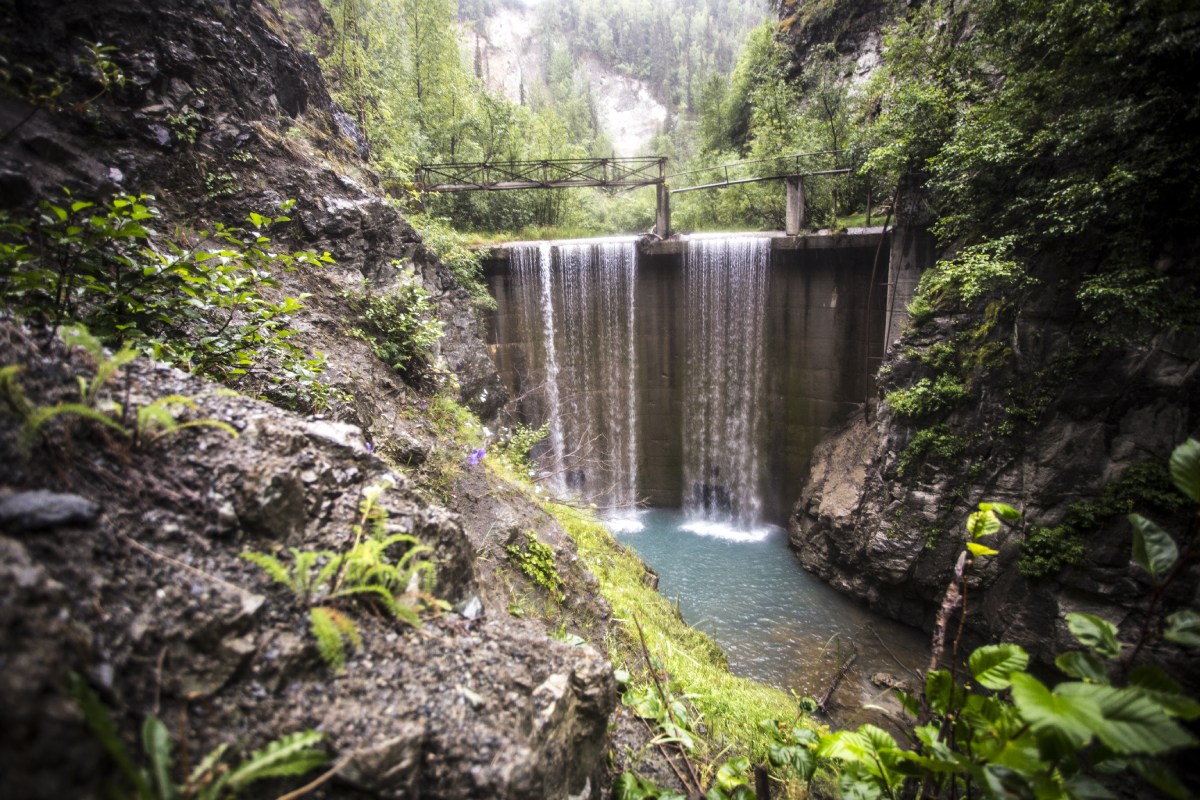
[0,191,337,412]
[884,373,968,419]
[353,280,444,376]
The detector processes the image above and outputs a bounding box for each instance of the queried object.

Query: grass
[543,501,806,757]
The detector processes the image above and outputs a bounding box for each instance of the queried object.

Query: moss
[1018,525,1085,578]
[897,424,970,475]
[545,502,801,757]
[1018,459,1184,579]
[885,374,968,419]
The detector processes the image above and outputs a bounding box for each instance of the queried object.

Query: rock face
[789,228,1200,672]
[0,0,612,795]
[0,325,614,799]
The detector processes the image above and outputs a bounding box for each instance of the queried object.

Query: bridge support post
[656,183,671,238]
[785,176,805,236]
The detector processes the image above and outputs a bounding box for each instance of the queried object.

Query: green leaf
[1163,609,1200,648]
[69,673,152,799]
[1130,758,1192,800]
[1010,673,1103,750]
[1065,613,1121,659]
[142,716,178,800]
[223,730,326,789]
[1055,651,1109,683]
[1056,683,1197,754]
[980,501,1021,523]
[715,757,751,791]
[1128,513,1178,581]
[969,643,1030,690]
[1128,666,1200,720]
[1168,438,1200,502]
[967,541,999,558]
[623,685,665,721]
[966,508,1001,539]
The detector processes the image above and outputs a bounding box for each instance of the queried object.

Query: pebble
[0,490,101,532]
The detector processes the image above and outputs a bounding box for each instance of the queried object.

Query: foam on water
[679,518,774,543]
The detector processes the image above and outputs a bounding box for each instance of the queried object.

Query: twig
[817,651,858,715]
[638,713,692,792]
[120,534,257,601]
[274,752,354,800]
[866,622,923,682]
[632,614,704,795]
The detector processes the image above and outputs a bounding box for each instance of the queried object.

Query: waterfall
[509,239,640,513]
[682,236,770,531]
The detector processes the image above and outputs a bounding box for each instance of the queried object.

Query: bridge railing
[414,156,667,192]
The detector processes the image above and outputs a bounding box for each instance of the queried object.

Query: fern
[239,551,293,590]
[309,606,353,673]
[221,730,327,790]
[242,483,440,671]
[70,672,326,800]
[0,364,32,418]
[22,401,130,455]
[60,324,138,405]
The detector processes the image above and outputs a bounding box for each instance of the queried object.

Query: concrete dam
[483,231,892,527]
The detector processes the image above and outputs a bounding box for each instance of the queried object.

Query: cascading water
[681,236,770,532]
[509,239,640,514]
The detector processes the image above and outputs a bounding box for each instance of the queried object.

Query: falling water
[509,239,640,513]
[682,236,771,531]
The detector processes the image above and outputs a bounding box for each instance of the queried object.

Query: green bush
[1017,524,1086,578]
[0,191,337,412]
[354,281,444,376]
[506,530,564,603]
[885,374,968,419]
[897,424,969,475]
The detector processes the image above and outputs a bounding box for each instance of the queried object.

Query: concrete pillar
[785,177,805,236]
[656,183,671,238]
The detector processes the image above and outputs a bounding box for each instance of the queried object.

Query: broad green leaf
[1055,651,1109,683]
[1061,773,1117,799]
[967,508,1001,539]
[1126,666,1200,720]
[142,715,179,800]
[970,643,1030,690]
[1168,438,1200,502]
[1056,683,1197,754]
[1066,613,1121,659]
[1131,758,1192,800]
[1164,610,1200,648]
[981,765,1037,800]
[715,757,751,791]
[967,541,999,558]
[622,686,665,721]
[1010,673,1103,750]
[1128,513,1178,580]
[980,501,1022,522]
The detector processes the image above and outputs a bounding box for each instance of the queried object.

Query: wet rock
[0,490,100,532]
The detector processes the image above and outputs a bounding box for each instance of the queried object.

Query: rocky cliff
[0,0,618,796]
[782,0,1200,676]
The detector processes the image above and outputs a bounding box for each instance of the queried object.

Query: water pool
[610,508,931,714]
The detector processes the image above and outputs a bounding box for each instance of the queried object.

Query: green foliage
[884,374,967,419]
[1018,524,1085,578]
[352,279,443,376]
[758,490,1199,799]
[1,325,236,457]
[506,530,564,603]
[70,673,326,800]
[406,214,494,310]
[0,191,338,412]
[242,481,438,673]
[1019,458,1185,578]
[897,424,969,476]
[866,0,1200,341]
[907,238,1030,322]
[499,422,548,474]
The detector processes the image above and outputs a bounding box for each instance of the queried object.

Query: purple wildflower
[468,447,486,466]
